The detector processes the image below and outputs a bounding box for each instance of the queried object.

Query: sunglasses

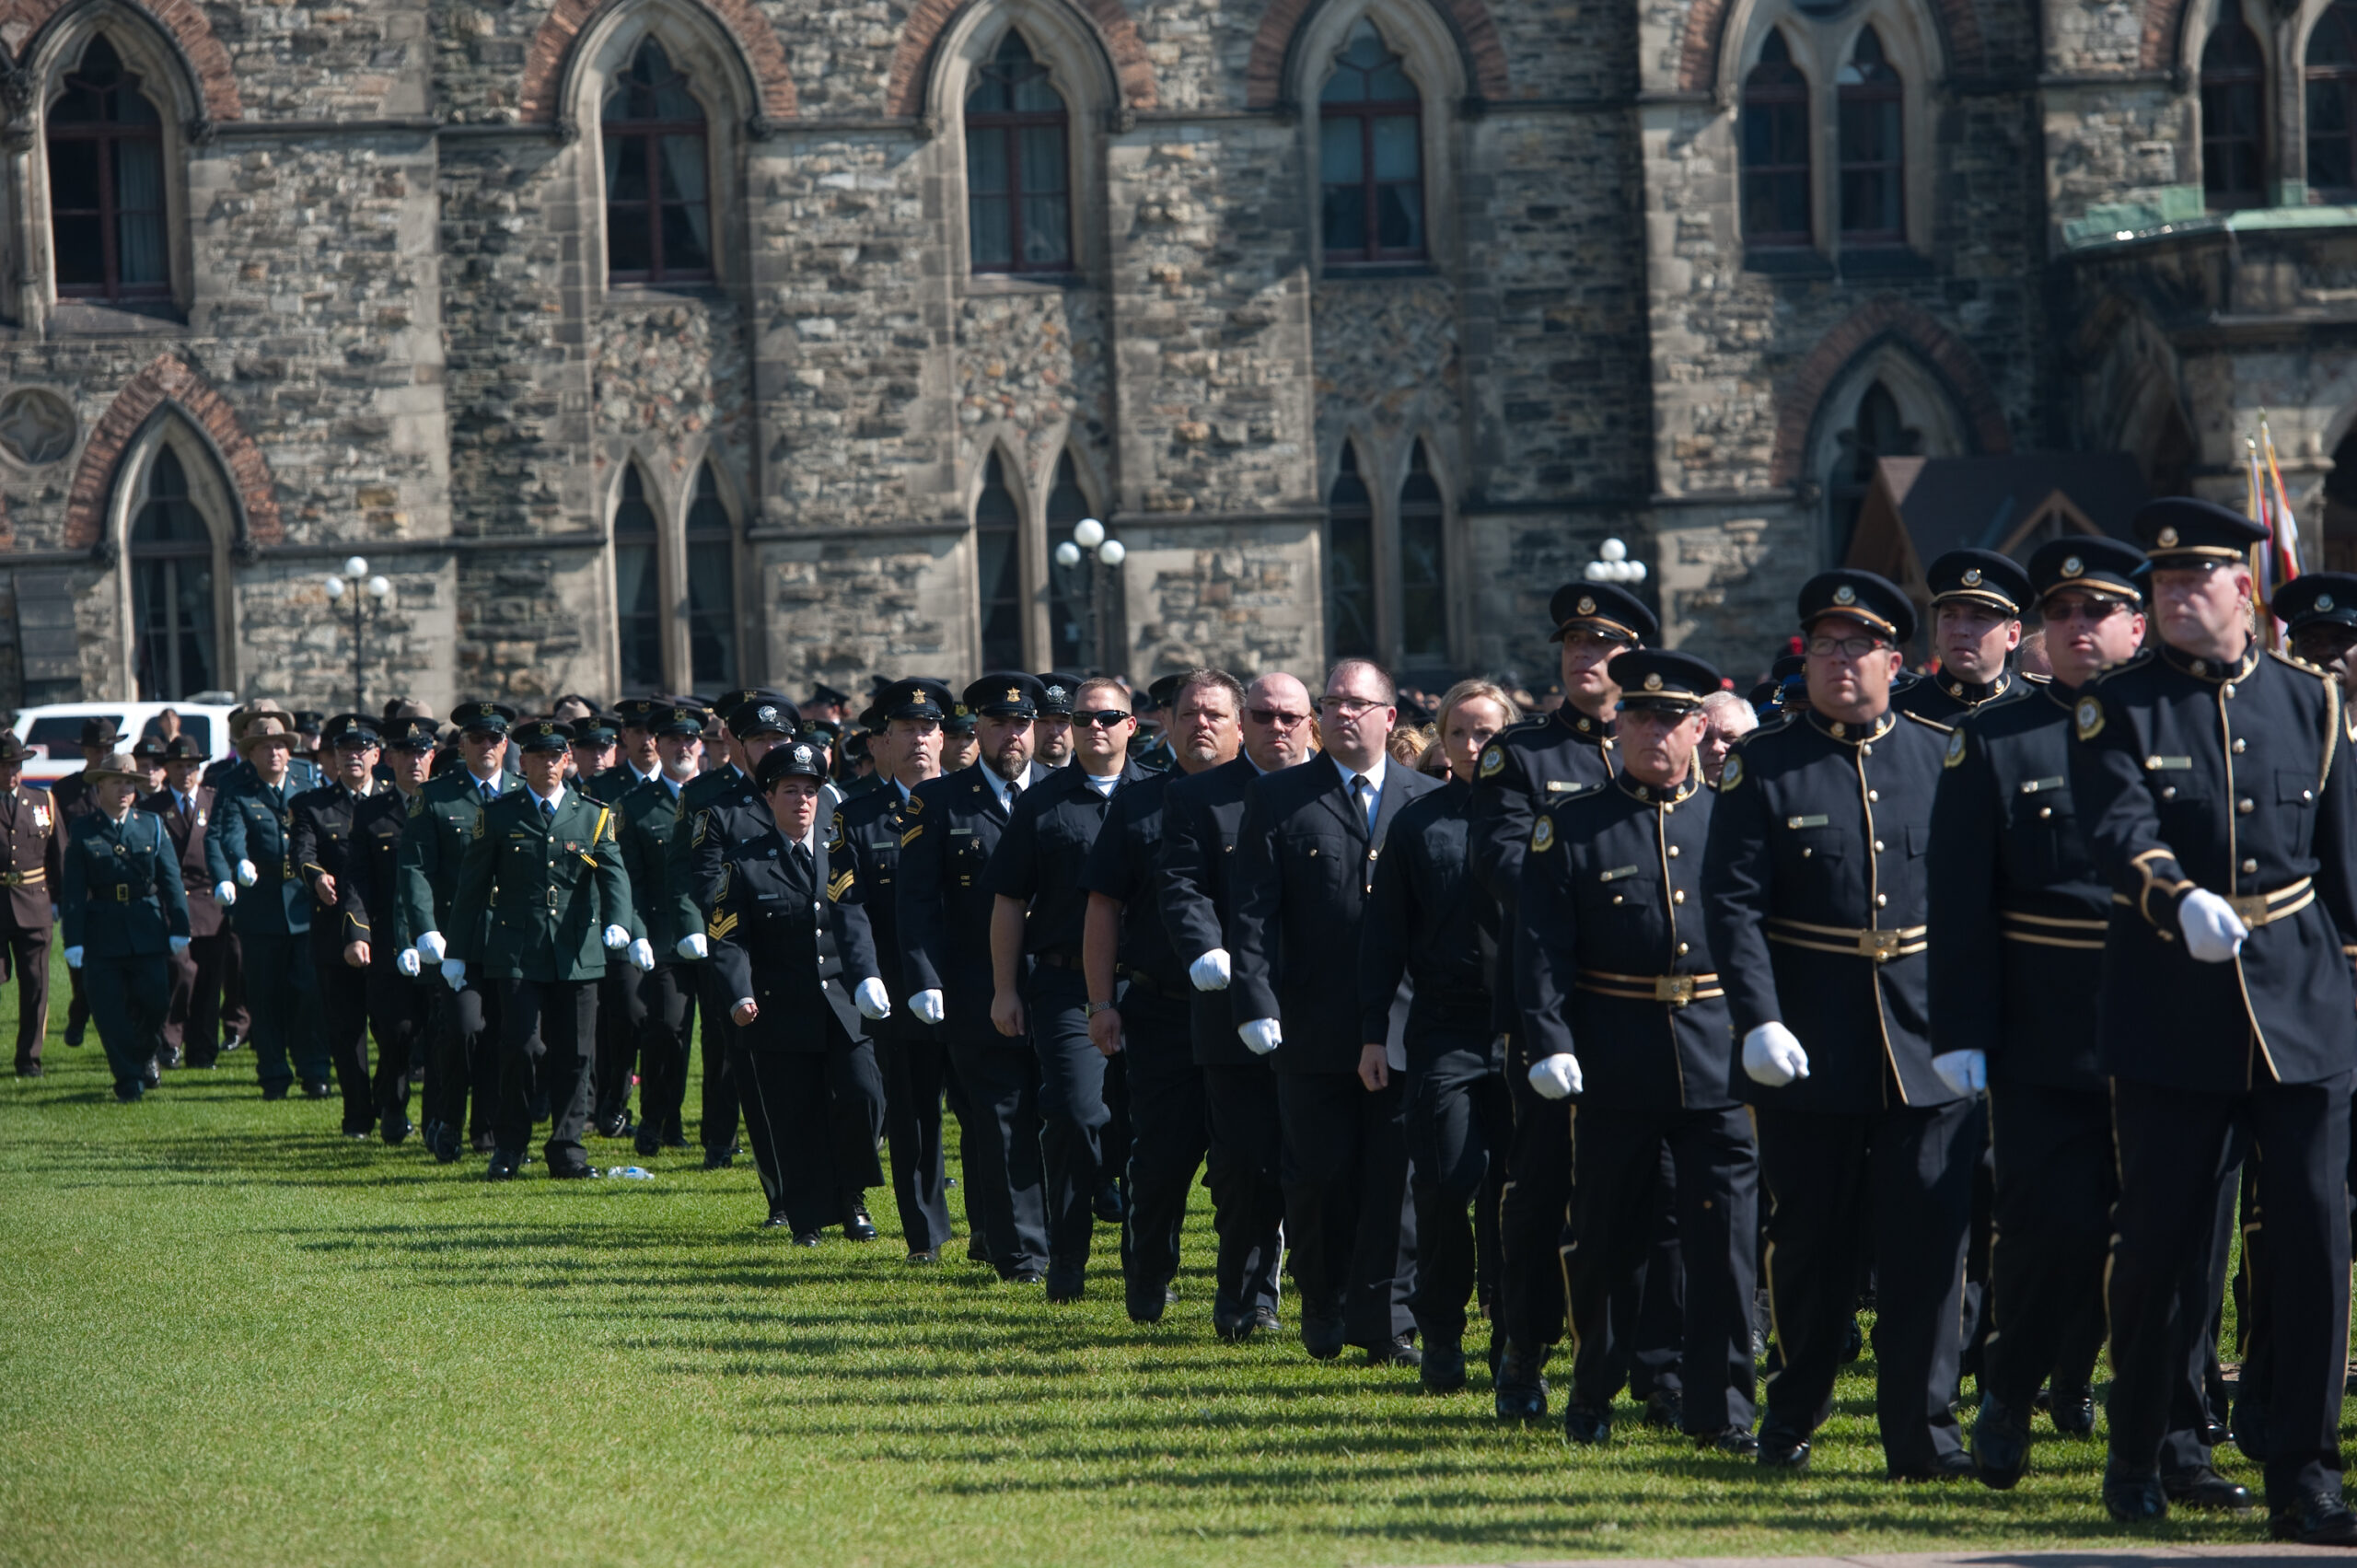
[1248,708,1311,727]
[1074,709,1133,729]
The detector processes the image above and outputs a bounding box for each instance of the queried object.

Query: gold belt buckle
[113,885,128,903]
[2228,893,2270,928]
[1654,975,1696,1006]
[1861,929,1901,961]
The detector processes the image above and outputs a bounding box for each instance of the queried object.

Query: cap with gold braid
[2132,496,2268,566]
[1546,581,1658,645]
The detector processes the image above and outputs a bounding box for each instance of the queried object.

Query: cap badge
[757,705,777,725]
[1576,596,1596,616]
[2062,556,2084,577]
[794,746,812,765]
[2158,527,2179,548]
[1643,673,1664,691]
[1046,685,1067,703]
[1005,687,1021,703]
[2322,594,2339,613]
[1962,568,1983,587]
[1833,585,1857,606]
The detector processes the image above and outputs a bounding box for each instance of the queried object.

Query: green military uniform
[60,760,191,1101]
[446,718,644,1179]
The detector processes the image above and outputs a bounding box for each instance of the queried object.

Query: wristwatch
[1086,1000,1118,1016]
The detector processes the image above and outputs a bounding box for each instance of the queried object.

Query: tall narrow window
[1319,21,1424,263]
[1838,29,1904,243]
[976,452,1026,668]
[1742,31,1812,248]
[1327,445,1376,659]
[613,467,663,690]
[1829,381,1921,563]
[129,447,215,699]
[1399,442,1448,663]
[2203,23,2268,205]
[966,32,1072,273]
[685,462,737,689]
[1046,452,1091,669]
[603,41,713,284]
[47,37,168,302]
[2312,3,2357,196]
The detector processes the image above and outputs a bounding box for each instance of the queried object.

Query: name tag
[2144,756,2193,771]
[1785,814,1829,830]
[1597,865,1641,882]
[1544,781,1594,795]
[2018,776,2066,795]
[949,828,973,837]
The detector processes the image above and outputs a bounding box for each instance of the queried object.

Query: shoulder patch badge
[1720,751,1744,790]
[2074,696,2105,743]
[1479,745,1504,779]
[1531,814,1555,854]
[691,811,709,846]
[1944,728,1968,770]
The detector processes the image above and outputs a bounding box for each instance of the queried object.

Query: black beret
[1547,581,1658,645]
[1798,569,1916,645]
[1924,549,2033,617]
[2273,572,2357,634]
[1608,649,1723,713]
[2134,496,2269,564]
[2029,536,2146,605]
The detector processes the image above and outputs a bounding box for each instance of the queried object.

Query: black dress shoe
[1493,1339,1550,1422]
[1421,1340,1468,1393]
[661,1131,689,1150]
[792,1230,824,1248]
[63,1019,84,1048]
[842,1202,877,1242]
[1300,1317,1346,1362]
[907,1249,939,1264]
[548,1164,600,1180]
[633,1131,661,1159]
[1125,1282,1175,1324]
[1758,1431,1812,1472]
[302,1078,333,1099]
[1249,1306,1280,1334]
[1365,1332,1421,1368]
[1045,1273,1086,1304]
[761,1211,790,1228]
[156,1045,181,1070]
[1643,1388,1683,1430]
[2101,1464,2168,1523]
[12,1062,40,1077]
[470,1131,497,1154]
[1216,1307,1277,1342]
[2271,1489,2357,1544]
[595,1112,632,1140]
[1889,1450,1975,1482]
[424,1121,463,1165]
[702,1147,735,1171]
[380,1112,413,1145]
[2164,1465,2253,1512]
[261,1083,290,1102]
[486,1153,521,1181]
[1698,1427,1759,1457]
[2048,1384,2096,1437]
[1563,1402,1611,1446]
[113,1082,145,1103]
[1971,1393,2030,1490]
[1008,1269,1046,1285]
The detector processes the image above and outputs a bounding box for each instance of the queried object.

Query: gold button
[1801,847,1812,858]
[2238,798,2254,814]
[2233,738,2247,754]
[1611,894,1623,905]
[1672,890,1686,904]
[1678,942,1689,955]
[2161,786,2177,800]
[2243,858,2258,874]
[1667,844,1681,857]
[2038,807,2052,819]
[2224,683,2237,699]
[1873,840,1885,852]
[1875,893,1888,907]
[1860,743,1874,756]
[1867,789,1880,802]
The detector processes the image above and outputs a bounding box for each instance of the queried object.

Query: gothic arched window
[1829,381,1921,563]
[1837,28,1904,242]
[966,32,1072,273]
[130,447,217,699]
[975,451,1026,668]
[603,41,714,283]
[47,37,168,302]
[1327,444,1376,659]
[2203,22,2268,205]
[684,462,736,688]
[2308,0,2357,196]
[1319,21,1425,263]
[1742,30,1812,248]
[1398,441,1448,663]
[613,466,663,689]
[1046,451,1092,669]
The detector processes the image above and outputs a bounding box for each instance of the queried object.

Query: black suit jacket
[897,761,1038,1047]
[1229,755,1442,1075]
[1158,754,1259,1065]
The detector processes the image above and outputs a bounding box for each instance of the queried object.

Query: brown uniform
[144,784,235,1065]
[0,784,60,1073]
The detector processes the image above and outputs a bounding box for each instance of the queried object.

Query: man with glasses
[1898,550,2037,726]
[1704,569,1974,1480]
[2068,500,2357,1543]
[1231,658,1442,1364]
[983,676,1146,1301]
[1161,671,1318,1340]
[1470,580,1679,1423]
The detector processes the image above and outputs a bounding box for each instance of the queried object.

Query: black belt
[1032,949,1084,971]
[1117,965,1182,1001]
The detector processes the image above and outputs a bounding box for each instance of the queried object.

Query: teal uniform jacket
[396,767,521,954]
[203,778,309,936]
[62,809,191,957]
[446,787,640,981]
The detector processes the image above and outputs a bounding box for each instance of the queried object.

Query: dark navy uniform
[338,758,433,1142]
[60,780,190,1099]
[1361,773,1509,1385]
[671,757,758,1161]
[291,716,385,1138]
[2068,500,2357,1531]
[206,723,329,1098]
[615,751,698,1157]
[1520,652,1759,1447]
[1702,570,1977,1479]
[1158,753,1286,1336]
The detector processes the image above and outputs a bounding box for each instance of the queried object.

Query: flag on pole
[2247,412,2304,641]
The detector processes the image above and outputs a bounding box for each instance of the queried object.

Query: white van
[10,699,240,786]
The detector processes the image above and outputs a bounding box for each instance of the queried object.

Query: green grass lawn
[0,951,2329,1568]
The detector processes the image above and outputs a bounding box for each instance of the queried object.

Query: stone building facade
[0,0,2345,710]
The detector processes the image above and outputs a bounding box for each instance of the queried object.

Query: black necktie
[541,797,557,824]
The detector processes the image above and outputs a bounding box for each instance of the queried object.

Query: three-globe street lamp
[322,556,392,716]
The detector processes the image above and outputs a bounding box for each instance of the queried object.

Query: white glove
[1237,1017,1283,1056]
[1189,948,1232,992]
[413,930,447,963]
[169,935,191,956]
[1742,1022,1811,1087]
[63,945,82,970]
[396,948,421,977]
[628,938,655,972]
[1527,1052,1584,1099]
[2179,889,2249,964]
[439,958,467,992]
[214,881,237,906]
[236,858,257,888]
[602,923,630,950]
[1931,1049,1988,1098]
[676,932,708,961]
[910,988,946,1025]
[854,978,892,1020]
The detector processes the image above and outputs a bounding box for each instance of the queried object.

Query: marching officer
[1520,649,1760,1454]
[147,737,225,1072]
[836,678,958,1260]
[568,713,644,1142]
[707,739,894,1238]
[207,715,331,1101]
[600,697,667,796]
[52,714,116,1050]
[0,732,59,1077]
[900,674,1049,1282]
[291,714,385,1139]
[1034,673,1081,771]
[615,705,704,1160]
[2067,499,2357,1542]
[569,714,621,798]
[1896,550,2036,726]
[1702,568,1975,1480]
[60,751,190,1100]
[983,675,1147,1301]
[445,717,648,1180]
[337,716,437,1143]
[397,700,522,1161]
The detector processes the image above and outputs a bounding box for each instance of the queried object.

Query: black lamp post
[322,556,391,715]
[1051,517,1125,671]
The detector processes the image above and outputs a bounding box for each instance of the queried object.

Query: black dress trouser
[594,966,640,1131]
[631,961,695,1146]
[0,924,49,1071]
[424,973,502,1142]
[734,1028,876,1234]
[315,950,375,1135]
[1031,968,1111,1281]
[1981,1082,2114,1413]
[365,963,429,1123]
[1402,1037,1512,1349]
[878,1024,954,1252]
[241,931,325,1093]
[1569,1102,1758,1435]
[2108,1071,2351,1506]
[948,1035,1049,1276]
[694,963,739,1155]
[85,952,168,1096]
[1202,1061,1286,1324]
[1117,986,1207,1308]
[1277,1067,1414,1348]
[493,977,598,1174]
[1753,1093,1980,1476]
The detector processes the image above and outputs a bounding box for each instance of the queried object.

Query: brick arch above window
[64,354,279,551]
[1771,296,2010,485]
[1681,0,1980,92]
[0,0,239,121]
[520,0,796,124]
[889,0,1157,117]
[1247,0,1505,108]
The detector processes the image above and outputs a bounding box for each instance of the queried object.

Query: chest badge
[1530,815,1554,854]
[1720,752,1744,790]
[1479,746,1504,779]
[2074,696,2104,742]
[1944,729,1968,770]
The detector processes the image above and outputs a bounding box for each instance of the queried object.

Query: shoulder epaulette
[2021,670,2052,686]
[2270,649,2332,680]
[1900,710,1955,734]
